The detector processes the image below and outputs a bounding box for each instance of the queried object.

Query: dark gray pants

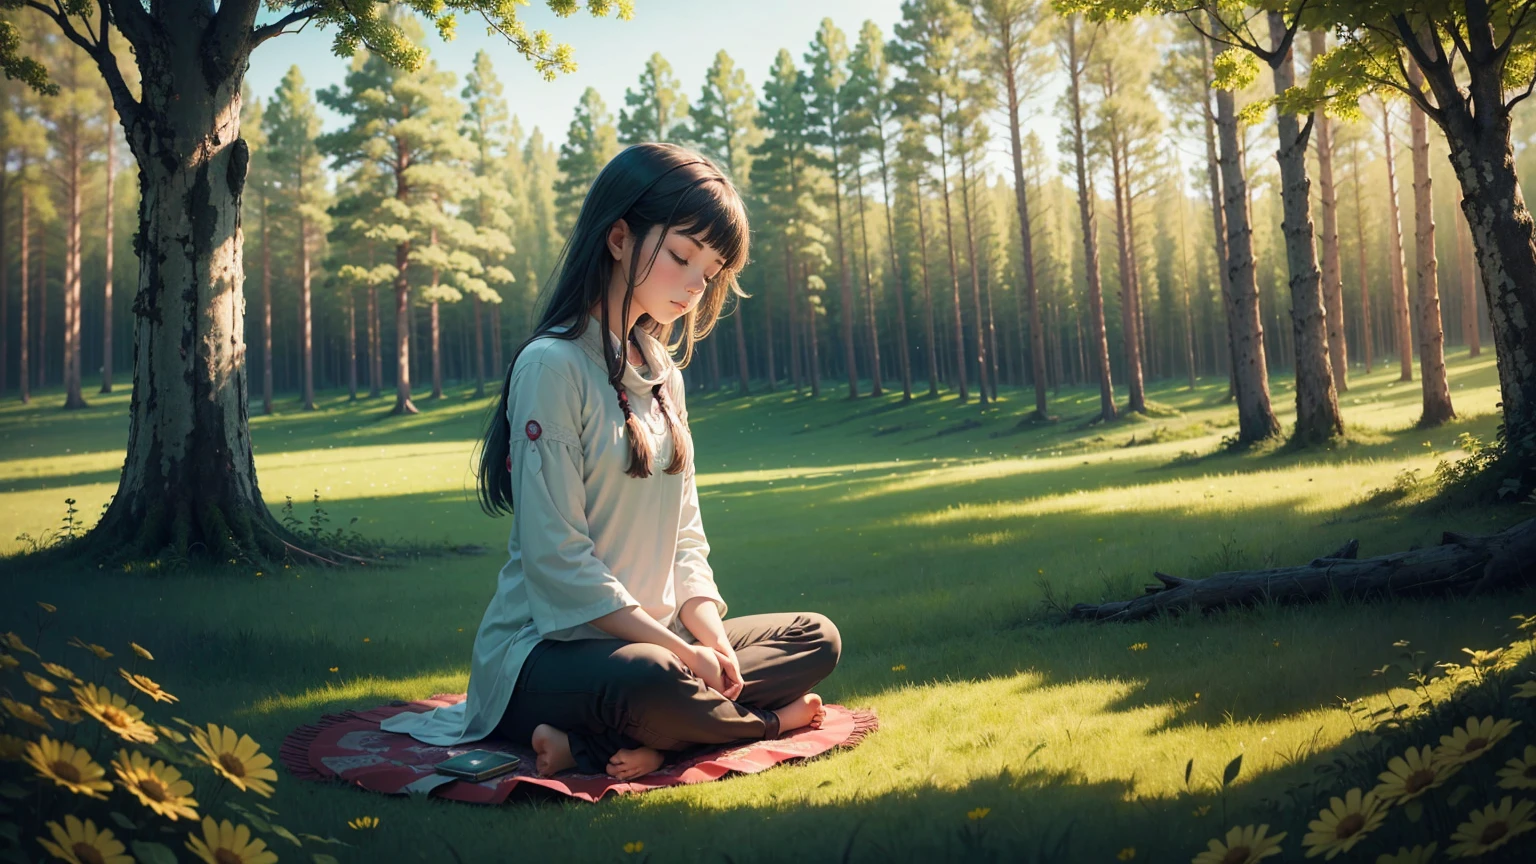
[495,611,841,775]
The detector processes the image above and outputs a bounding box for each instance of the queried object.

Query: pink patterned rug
[280,693,879,804]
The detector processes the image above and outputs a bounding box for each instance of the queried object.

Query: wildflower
[185,816,278,864]
[112,749,199,821]
[1435,716,1520,767]
[38,695,83,723]
[362,637,370,643]
[1446,796,1536,858]
[37,816,131,864]
[891,664,906,671]
[40,662,82,684]
[329,666,339,673]
[1302,788,1386,859]
[1373,844,1436,864]
[68,636,113,660]
[25,737,112,798]
[348,816,379,830]
[2,696,52,731]
[119,668,178,703]
[1191,824,1286,864]
[1498,746,1536,791]
[2,632,38,657]
[155,724,189,744]
[73,684,157,744]
[131,642,154,661]
[624,841,645,854]
[1129,642,1148,652]
[190,723,278,797]
[23,671,57,693]
[967,807,990,820]
[1373,745,1458,804]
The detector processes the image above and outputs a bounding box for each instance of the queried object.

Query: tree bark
[36,217,45,391]
[915,178,939,398]
[1201,36,1240,402]
[732,302,751,395]
[368,284,381,398]
[830,134,858,399]
[804,261,821,396]
[935,90,969,403]
[1004,55,1046,416]
[1213,50,1279,443]
[260,190,273,415]
[101,107,116,394]
[1309,31,1348,396]
[1408,60,1455,427]
[1110,137,1145,414]
[472,296,486,398]
[429,298,443,400]
[19,186,30,404]
[1063,18,1115,422]
[854,164,883,397]
[1350,141,1375,374]
[0,165,7,399]
[1455,203,1480,358]
[1382,104,1414,382]
[875,122,913,401]
[957,128,989,405]
[1067,517,1536,622]
[299,188,314,411]
[1268,13,1342,446]
[784,232,800,392]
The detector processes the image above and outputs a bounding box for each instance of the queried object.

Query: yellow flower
[37,601,56,613]
[2,696,52,731]
[24,671,58,693]
[1435,716,1520,767]
[0,734,28,761]
[1302,788,1386,859]
[1497,746,1536,790]
[73,684,157,744]
[119,668,178,703]
[1129,642,1148,652]
[0,654,17,671]
[112,749,199,821]
[623,841,645,854]
[37,815,132,864]
[3,631,38,657]
[1192,825,1287,864]
[41,662,82,684]
[891,664,906,671]
[38,695,84,723]
[1373,745,1459,804]
[1446,796,1536,858]
[1374,844,1436,864]
[1513,681,1536,700]
[329,667,339,673]
[1192,805,1212,817]
[185,816,278,864]
[190,723,278,797]
[25,736,113,798]
[967,807,991,821]
[68,636,113,660]
[1118,847,1137,861]
[347,816,380,830]
[131,642,154,661]
[156,724,189,744]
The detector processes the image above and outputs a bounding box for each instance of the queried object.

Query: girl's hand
[684,645,727,694]
[713,646,744,701]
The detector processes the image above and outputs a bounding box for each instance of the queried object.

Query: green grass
[2,350,1534,863]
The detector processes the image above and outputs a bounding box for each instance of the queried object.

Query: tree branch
[251,4,321,49]
[104,0,155,51]
[205,0,260,84]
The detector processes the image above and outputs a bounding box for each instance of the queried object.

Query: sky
[245,0,1063,180]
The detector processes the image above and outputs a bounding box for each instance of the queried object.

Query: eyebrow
[682,234,726,266]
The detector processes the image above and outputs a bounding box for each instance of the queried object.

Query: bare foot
[774,693,826,734]
[530,724,576,776]
[606,746,665,781]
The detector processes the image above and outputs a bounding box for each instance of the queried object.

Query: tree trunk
[392,236,417,414]
[490,302,503,379]
[64,121,87,410]
[1068,517,1536,622]
[784,233,800,392]
[472,296,486,398]
[0,169,7,399]
[876,134,913,401]
[1382,105,1414,382]
[936,92,969,403]
[1455,203,1480,358]
[1268,14,1342,446]
[732,302,750,395]
[830,139,858,399]
[260,191,273,415]
[347,289,357,401]
[1006,63,1047,417]
[100,107,116,394]
[36,217,45,391]
[854,166,883,398]
[368,285,381,398]
[1408,60,1455,427]
[1214,37,1279,444]
[1201,36,1240,402]
[429,298,443,400]
[957,131,989,406]
[761,253,777,392]
[299,203,314,411]
[1110,139,1145,414]
[1064,19,1116,422]
[19,186,30,404]
[916,178,939,398]
[1350,142,1375,375]
[1310,31,1348,395]
[805,261,821,397]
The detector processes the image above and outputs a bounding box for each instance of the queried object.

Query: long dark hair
[476,142,750,516]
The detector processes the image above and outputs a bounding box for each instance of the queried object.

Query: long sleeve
[668,369,727,619]
[510,358,640,636]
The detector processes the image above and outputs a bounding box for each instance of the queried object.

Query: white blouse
[380,313,726,746]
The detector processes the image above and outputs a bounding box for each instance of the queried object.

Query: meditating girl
[381,142,842,781]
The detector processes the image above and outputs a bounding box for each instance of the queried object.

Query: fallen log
[1067,516,1536,622]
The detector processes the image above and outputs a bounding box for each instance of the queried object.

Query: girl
[382,142,842,781]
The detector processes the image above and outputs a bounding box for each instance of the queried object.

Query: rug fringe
[839,708,880,749]
[279,709,370,781]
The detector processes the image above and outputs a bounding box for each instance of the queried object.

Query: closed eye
[669,250,689,266]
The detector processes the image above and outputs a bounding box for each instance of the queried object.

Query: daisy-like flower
[1446,796,1536,858]
[1374,843,1436,864]
[0,654,17,671]
[0,734,28,761]
[37,815,132,864]
[156,724,188,744]
[40,662,82,684]
[1192,824,1287,864]
[24,671,58,693]
[119,668,178,703]
[72,684,157,744]
[1302,788,1387,860]
[24,736,112,798]
[131,642,153,661]
[2,696,52,731]
[38,695,84,723]
[68,636,113,660]
[348,816,379,830]
[112,749,199,821]
[185,817,278,864]
[3,631,38,657]
[1435,717,1520,767]
[1374,745,1459,804]
[1497,746,1536,791]
[190,724,278,797]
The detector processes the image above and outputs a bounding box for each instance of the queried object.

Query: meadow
[3,350,1534,863]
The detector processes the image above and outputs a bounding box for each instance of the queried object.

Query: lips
[671,301,688,313]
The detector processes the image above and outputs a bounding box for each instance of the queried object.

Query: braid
[614,331,690,478]
[652,385,689,475]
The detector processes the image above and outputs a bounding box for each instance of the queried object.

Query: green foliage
[554,87,619,231]
[617,52,689,144]
[690,50,761,187]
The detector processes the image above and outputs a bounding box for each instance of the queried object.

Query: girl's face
[604,219,725,327]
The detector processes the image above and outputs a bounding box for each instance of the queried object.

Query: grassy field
[3,350,1534,863]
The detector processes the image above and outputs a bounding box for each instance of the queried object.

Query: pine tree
[555,87,619,233]
[460,50,517,397]
[804,19,861,399]
[618,53,689,144]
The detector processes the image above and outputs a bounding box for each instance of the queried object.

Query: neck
[591,293,643,347]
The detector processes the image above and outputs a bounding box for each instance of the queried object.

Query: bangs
[667,178,750,275]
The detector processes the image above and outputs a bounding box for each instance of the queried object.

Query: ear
[606,218,629,262]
